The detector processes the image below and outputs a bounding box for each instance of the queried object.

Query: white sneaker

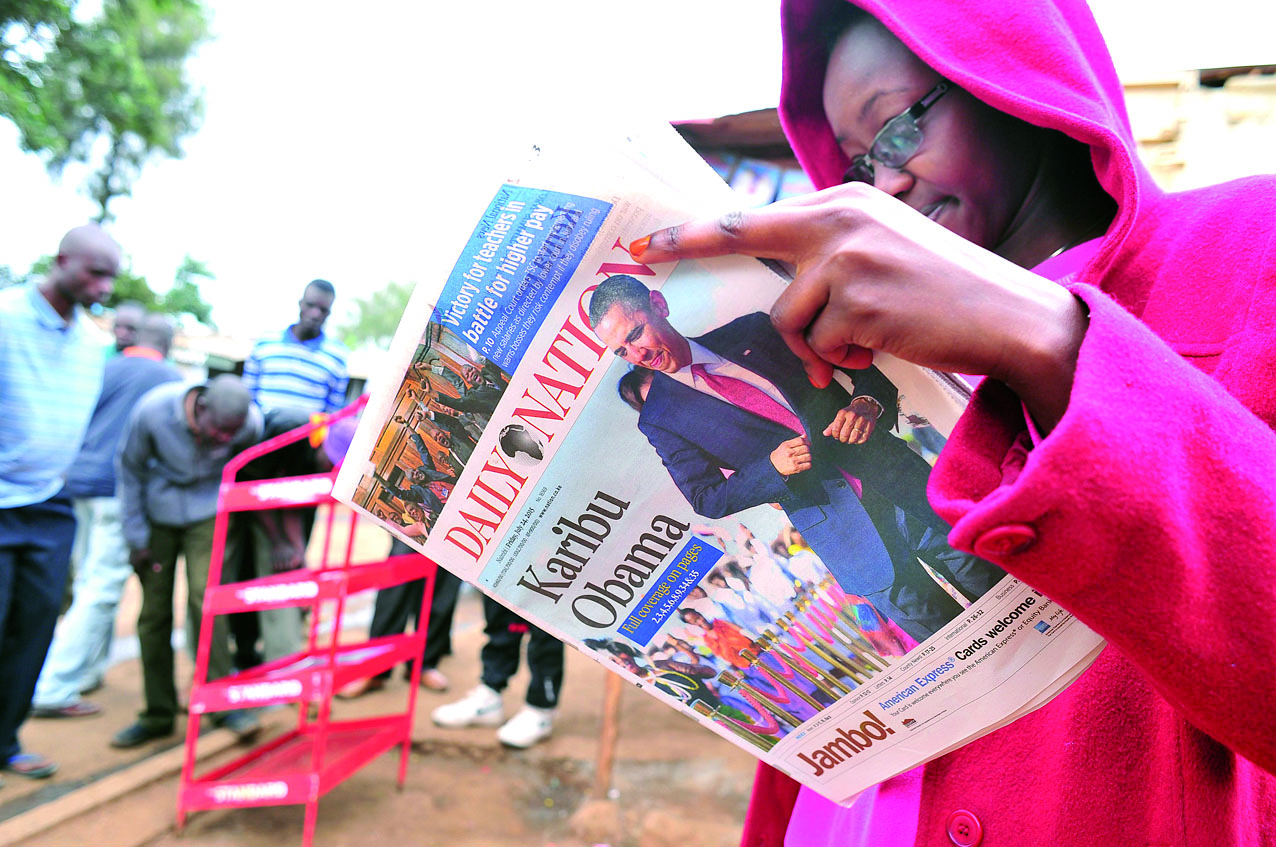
[496,705,555,748]
[431,685,504,728]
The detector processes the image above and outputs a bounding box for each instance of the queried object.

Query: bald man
[112,375,263,749]
[0,224,120,780]
[32,313,182,719]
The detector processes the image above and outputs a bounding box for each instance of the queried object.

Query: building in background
[674,64,1276,204]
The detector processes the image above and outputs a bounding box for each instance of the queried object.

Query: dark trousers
[858,487,966,639]
[225,516,262,669]
[136,517,233,732]
[369,540,461,678]
[833,426,954,536]
[840,434,1008,640]
[845,485,1006,643]
[0,495,75,761]
[226,509,317,669]
[480,597,563,709]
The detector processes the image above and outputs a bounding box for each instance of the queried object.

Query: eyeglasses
[842,81,951,184]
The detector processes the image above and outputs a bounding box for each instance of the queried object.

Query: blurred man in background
[233,404,336,666]
[337,538,460,698]
[242,279,349,415]
[32,313,181,719]
[60,301,151,617]
[432,599,564,749]
[109,300,146,354]
[0,224,119,781]
[111,375,262,749]
[231,279,350,669]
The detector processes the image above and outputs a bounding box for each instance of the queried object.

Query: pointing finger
[630,206,812,265]
[629,184,877,264]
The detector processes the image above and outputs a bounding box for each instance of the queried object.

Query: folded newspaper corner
[332,123,1106,804]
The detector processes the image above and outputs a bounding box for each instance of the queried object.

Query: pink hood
[778,0,1156,283]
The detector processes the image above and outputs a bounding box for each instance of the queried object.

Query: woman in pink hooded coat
[630,0,1276,844]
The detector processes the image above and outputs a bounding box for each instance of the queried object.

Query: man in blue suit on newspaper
[588,275,1003,642]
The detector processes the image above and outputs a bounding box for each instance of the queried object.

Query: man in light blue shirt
[0,224,120,782]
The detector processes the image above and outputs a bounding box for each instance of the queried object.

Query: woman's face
[682,609,708,628]
[822,20,1041,251]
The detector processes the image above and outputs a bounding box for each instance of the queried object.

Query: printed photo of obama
[589,273,1005,644]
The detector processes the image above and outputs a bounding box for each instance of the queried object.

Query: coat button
[945,809,983,846]
[972,523,1037,558]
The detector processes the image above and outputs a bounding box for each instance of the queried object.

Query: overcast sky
[2,0,1272,338]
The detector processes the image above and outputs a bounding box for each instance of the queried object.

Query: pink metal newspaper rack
[176,397,436,846]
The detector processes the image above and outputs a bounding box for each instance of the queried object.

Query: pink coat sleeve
[930,281,1276,775]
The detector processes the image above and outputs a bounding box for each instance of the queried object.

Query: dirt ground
[3,513,758,847]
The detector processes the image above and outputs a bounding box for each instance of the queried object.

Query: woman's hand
[631,183,1088,432]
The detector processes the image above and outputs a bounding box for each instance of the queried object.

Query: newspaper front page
[332,124,1105,803]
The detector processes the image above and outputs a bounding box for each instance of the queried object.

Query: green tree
[338,281,415,349]
[107,257,214,325]
[0,0,210,222]
[163,254,214,326]
[27,254,52,277]
[106,265,160,311]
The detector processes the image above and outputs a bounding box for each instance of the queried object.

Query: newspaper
[332,123,1106,803]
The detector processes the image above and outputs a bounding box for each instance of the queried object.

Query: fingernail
[629,235,651,258]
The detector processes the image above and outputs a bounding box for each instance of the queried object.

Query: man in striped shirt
[233,280,348,671]
[241,279,349,415]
